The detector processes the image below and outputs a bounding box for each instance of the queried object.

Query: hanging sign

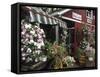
[72,12,82,21]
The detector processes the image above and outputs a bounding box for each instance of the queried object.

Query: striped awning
[25,6,67,28]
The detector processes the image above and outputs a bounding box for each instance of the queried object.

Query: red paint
[62,9,95,53]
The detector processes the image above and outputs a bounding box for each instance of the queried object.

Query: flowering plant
[82,25,88,35]
[80,38,88,50]
[63,56,76,67]
[85,43,95,62]
[21,20,47,63]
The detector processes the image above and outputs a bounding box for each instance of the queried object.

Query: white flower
[22,53,26,57]
[29,39,34,44]
[88,57,93,61]
[33,51,35,54]
[42,57,47,62]
[37,34,42,39]
[64,31,67,35]
[35,58,38,62]
[29,35,33,39]
[34,34,37,37]
[21,32,24,35]
[21,39,29,44]
[24,38,29,45]
[26,57,32,62]
[21,30,26,35]
[21,19,25,25]
[35,50,41,54]
[66,56,76,63]
[21,39,24,43]
[33,41,37,46]
[37,38,44,43]
[34,26,39,29]
[26,34,30,38]
[29,58,32,61]
[39,56,47,62]
[25,38,29,41]
[85,43,90,51]
[85,42,95,55]
[27,48,32,53]
[66,56,71,61]
[39,29,44,34]
[42,34,46,38]
[35,41,44,49]
[21,25,25,30]
[22,57,25,60]
[71,57,76,62]
[21,48,24,51]
[24,23,32,29]
[64,56,76,66]
[30,30,35,35]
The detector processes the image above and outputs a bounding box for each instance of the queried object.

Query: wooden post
[55,25,59,43]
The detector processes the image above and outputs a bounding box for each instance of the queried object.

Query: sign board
[72,12,82,21]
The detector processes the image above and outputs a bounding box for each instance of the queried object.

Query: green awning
[23,6,67,28]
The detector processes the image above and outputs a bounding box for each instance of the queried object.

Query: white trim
[61,16,95,26]
[61,16,82,23]
[51,12,59,16]
[51,9,71,16]
[58,9,71,15]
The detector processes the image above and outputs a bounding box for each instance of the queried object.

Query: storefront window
[40,24,56,43]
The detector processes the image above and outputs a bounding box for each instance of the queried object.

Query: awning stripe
[25,7,67,28]
[29,11,35,22]
[40,15,45,24]
[52,17,57,24]
[43,15,48,24]
[48,17,52,24]
[36,13,42,23]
